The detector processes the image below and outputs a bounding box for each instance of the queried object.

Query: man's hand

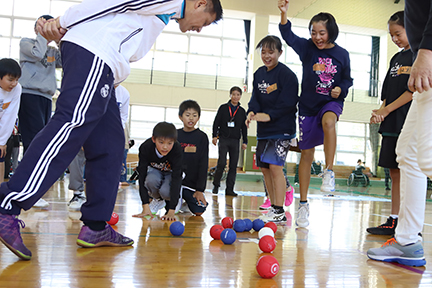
[241,143,247,150]
[408,49,432,93]
[37,17,67,43]
[212,137,218,146]
[161,209,176,221]
[193,191,207,206]
[331,86,341,99]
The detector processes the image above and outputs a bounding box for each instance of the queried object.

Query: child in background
[278,0,353,228]
[177,100,209,216]
[367,11,413,236]
[133,122,183,221]
[246,35,299,223]
[0,59,21,185]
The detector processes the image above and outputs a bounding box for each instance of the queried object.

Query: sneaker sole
[0,236,31,260]
[320,186,335,193]
[296,220,309,228]
[366,229,395,235]
[76,239,134,248]
[367,254,426,267]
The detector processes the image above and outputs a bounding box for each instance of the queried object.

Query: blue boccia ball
[169,221,185,236]
[233,219,246,232]
[220,228,237,245]
[243,218,253,231]
[253,219,265,232]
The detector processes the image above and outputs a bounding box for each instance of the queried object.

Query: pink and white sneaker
[285,185,294,207]
[259,198,271,210]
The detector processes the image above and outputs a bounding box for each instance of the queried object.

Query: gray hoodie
[19,34,62,100]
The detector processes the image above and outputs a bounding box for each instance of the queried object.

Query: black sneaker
[367,217,398,235]
[212,186,219,194]
[225,190,238,197]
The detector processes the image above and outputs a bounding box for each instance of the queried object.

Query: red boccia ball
[264,222,277,234]
[210,224,225,240]
[258,235,276,253]
[221,217,234,228]
[107,212,119,225]
[256,255,279,278]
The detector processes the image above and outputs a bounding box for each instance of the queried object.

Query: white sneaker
[149,199,166,214]
[261,209,287,223]
[259,207,275,222]
[321,169,335,192]
[68,192,86,210]
[296,203,309,227]
[33,198,49,208]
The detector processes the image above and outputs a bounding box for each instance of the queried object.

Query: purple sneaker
[77,224,134,248]
[0,214,32,260]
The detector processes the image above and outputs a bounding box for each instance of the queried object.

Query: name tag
[184,146,197,153]
[228,121,235,128]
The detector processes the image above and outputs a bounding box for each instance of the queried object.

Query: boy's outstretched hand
[161,209,176,221]
[278,0,289,13]
[132,204,154,219]
[37,17,67,43]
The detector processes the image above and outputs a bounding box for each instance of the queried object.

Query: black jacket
[212,101,247,144]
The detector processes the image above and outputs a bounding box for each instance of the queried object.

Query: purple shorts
[298,102,343,150]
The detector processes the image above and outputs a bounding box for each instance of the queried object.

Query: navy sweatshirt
[279,20,353,116]
[177,128,209,192]
[137,138,183,210]
[247,62,299,139]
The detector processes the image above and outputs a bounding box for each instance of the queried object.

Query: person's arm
[116,86,130,129]
[165,144,183,212]
[371,91,413,123]
[19,35,49,62]
[408,49,432,93]
[241,108,248,145]
[195,134,209,196]
[38,0,182,42]
[137,144,150,205]
[212,106,222,141]
[331,52,353,99]
[0,85,21,148]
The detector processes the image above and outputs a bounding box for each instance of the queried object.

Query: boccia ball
[258,235,277,253]
[253,219,265,231]
[264,222,277,234]
[107,212,119,225]
[210,224,224,240]
[258,227,275,239]
[256,255,279,278]
[243,218,253,231]
[220,228,237,245]
[233,219,246,232]
[221,217,234,228]
[169,221,185,236]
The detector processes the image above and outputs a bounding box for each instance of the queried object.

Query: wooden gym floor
[1,177,432,288]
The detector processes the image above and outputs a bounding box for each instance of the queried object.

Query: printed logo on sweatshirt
[258,80,278,94]
[390,62,411,77]
[150,161,172,172]
[314,57,337,96]
[100,84,110,98]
